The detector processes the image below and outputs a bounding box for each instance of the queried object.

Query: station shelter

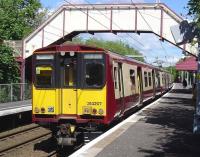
[176,56,197,86]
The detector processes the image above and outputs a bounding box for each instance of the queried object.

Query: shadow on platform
[138,88,200,157]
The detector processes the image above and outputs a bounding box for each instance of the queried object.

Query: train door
[137,67,143,104]
[60,55,77,115]
[113,62,125,116]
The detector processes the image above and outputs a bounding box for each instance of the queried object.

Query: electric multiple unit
[32,44,173,146]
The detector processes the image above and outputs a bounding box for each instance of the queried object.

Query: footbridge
[23,3,197,58]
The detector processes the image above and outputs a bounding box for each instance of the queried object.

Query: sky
[40,0,191,66]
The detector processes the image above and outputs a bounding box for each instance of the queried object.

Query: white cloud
[66,0,86,4]
[62,0,144,5]
[96,0,145,4]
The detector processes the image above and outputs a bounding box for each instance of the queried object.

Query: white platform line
[0,106,32,116]
[70,90,171,157]
[0,104,31,111]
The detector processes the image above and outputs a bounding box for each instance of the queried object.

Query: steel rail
[0,124,39,140]
[0,127,51,154]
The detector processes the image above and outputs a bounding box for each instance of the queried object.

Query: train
[32,44,173,146]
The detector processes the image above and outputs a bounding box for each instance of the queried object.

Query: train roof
[33,44,104,53]
[34,44,170,74]
[107,50,168,73]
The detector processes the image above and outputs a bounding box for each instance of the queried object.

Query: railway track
[0,123,86,157]
[47,143,85,157]
[0,124,51,156]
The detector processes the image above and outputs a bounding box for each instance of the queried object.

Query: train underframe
[43,119,106,146]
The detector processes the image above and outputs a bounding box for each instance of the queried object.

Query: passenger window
[148,72,152,86]
[114,67,118,89]
[64,63,76,87]
[85,62,104,87]
[157,73,160,87]
[144,71,148,87]
[162,74,164,84]
[130,70,135,86]
[118,67,122,91]
[130,69,136,92]
[36,66,53,87]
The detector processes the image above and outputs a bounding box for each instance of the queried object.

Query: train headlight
[98,109,104,115]
[92,108,97,115]
[83,106,91,114]
[34,107,40,113]
[70,125,76,133]
[41,107,45,113]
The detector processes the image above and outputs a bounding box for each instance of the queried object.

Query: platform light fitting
[70,51,75,56]
[60,51,65,56]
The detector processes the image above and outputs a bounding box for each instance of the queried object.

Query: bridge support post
[193,39,200,133]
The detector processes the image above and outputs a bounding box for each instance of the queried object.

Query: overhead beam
[23,3,198,58]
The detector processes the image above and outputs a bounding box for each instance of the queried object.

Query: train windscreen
[83,54,105,88]
[85,63,104,86]
[64,62,76,87]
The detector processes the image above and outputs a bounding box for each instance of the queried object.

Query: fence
[0,83,31,103]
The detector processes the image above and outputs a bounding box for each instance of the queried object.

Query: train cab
[32,45,108,125]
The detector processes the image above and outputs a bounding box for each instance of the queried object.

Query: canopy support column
[194,39,200,133]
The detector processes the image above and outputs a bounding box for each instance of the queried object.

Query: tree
[0,0,47,84]
[0,44,19,84]
[165,66,178,81]
[188,0,200,17]
[187,0,200,28]
[72,37,145,62]
[0,0,46,40]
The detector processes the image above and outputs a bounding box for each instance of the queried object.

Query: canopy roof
[176,56,197,71]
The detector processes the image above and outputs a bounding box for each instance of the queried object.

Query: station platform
[71,83,200,157]
[0,100,31,117]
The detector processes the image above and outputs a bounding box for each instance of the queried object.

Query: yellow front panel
[77,85,107,116]
[32,85,107,116]
[32,85,59,115]
[61,89,77,114]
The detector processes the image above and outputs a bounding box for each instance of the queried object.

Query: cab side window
[36,66,53,87]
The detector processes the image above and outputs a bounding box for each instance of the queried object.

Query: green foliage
[164,66,178,80]
[0,87,10,103]
[0,0,46,84]
[188,0,200,16]
[187,0,200,28]
[0,0,45,40]
[72,37,144,62]
[0,44,19,83]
